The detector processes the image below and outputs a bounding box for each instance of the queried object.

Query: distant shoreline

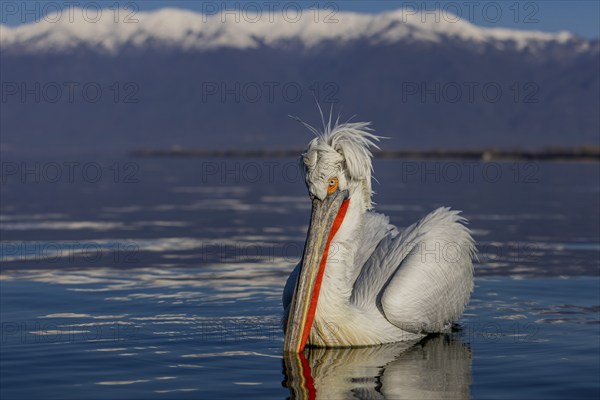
[129,147,600,162]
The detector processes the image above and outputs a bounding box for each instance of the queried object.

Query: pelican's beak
[284,189,349,353]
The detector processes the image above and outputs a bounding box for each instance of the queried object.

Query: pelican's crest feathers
[296,118,382,210]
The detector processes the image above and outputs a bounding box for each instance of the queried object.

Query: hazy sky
[1,1,599,38]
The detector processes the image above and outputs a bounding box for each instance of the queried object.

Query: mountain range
[1,8,598,155]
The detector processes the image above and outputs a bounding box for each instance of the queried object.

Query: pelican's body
[283,119,475,351]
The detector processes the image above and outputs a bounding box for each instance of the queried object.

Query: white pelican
[283,118,475,352]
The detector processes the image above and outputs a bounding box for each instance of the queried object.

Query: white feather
[298,119,381,210]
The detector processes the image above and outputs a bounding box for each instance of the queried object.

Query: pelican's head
[301,121,380,210]
[284,120,381,353]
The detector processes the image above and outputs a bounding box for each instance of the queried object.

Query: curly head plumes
[296,117,381,210]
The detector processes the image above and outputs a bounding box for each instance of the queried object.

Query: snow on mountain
[0,7,587,54]
[1,7,597,154]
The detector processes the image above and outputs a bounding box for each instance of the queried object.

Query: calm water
[1,157,599,399]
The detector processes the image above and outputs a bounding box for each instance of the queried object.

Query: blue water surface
[1,158,598,399]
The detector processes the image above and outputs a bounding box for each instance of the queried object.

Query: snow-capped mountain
[0,8,590,54]
[1,8,598,155]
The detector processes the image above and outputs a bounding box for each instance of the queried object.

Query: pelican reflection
[283,335,471,400]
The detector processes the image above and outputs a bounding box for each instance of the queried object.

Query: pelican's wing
[351,207,475,333]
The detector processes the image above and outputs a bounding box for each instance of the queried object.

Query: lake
[1,157,598,399]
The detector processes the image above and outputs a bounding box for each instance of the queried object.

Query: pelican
[283,118,476,352]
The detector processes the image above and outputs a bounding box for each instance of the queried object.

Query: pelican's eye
[327,177,339,194]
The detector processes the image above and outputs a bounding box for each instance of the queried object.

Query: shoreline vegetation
[129,146,600,162]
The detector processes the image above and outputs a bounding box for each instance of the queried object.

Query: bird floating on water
[283,116,476,353]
